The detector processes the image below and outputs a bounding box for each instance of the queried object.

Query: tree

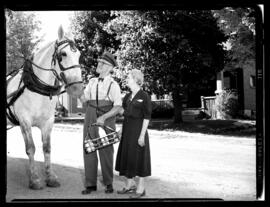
[6,9,41,75]
[213,7,256,69]
[105,10,227,123]
[71,10,227,123]
[70,11,121,83]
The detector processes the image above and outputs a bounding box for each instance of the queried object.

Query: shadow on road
[149,119,256,137]
[6,157,200,202]
[6,156,225,202]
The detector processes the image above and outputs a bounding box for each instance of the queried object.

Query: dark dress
[115,89,152,178]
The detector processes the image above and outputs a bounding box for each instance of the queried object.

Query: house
[58,62,256,120]
[213,63,256,118]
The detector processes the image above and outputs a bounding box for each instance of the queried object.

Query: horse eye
[61,52,67,57]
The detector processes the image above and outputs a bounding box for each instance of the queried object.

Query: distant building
[59,63,256,119]
[215,63,256,118]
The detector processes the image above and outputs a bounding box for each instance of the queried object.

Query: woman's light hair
[130,69,144,86]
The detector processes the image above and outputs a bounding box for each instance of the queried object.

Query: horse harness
[6,39,82,126]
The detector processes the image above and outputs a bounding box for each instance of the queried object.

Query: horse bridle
[51,39,83,89]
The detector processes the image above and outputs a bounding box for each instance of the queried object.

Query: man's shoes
[105,184,114,193]
[81,186,97,194]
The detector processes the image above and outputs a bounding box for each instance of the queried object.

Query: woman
[115,69,152,199]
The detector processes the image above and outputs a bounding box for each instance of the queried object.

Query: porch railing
[201,96,217,119]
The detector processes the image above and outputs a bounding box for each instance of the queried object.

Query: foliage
[70,11,121,84]
[213,7,256,69]
[195,111,211,120]
[105,10,226,94]
[6,9,41,75]
[105,10,226,122]
[214,89,239,119]
[71,10,227,123]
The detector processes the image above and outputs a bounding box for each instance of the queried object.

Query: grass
[149,119,256,137]
[55,117,256,138]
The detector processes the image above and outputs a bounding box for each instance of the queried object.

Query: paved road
[6,123,256,202]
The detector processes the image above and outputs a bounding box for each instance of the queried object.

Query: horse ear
[58,25,64,40]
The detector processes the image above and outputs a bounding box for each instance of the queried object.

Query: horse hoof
[29,180,44,190]
[46,179,60,187]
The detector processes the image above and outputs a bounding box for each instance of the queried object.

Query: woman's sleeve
[143,92,152,119]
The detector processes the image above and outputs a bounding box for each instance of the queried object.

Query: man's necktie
[98,77,104,82]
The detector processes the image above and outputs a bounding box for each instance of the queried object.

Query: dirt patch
[6,124,256,202]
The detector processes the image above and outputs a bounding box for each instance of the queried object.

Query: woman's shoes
[129,190,146,199]
[117,185,137,194]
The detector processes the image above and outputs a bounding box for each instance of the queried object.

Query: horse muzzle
[65,81,84,98]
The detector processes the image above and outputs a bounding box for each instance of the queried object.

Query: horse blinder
[55,40,83,88]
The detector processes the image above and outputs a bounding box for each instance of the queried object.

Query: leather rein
[6,39,83,128]
[29,39,83,91]
[51,39,83,89]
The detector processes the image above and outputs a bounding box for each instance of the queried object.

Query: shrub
[151,100,174,118]
[214,89,239,119]
[195,111,211,120]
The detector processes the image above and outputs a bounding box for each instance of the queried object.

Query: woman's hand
[79,93,87,103]
[119,107,124,116]
[138,135,145,147]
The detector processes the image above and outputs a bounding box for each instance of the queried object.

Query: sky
[33,11,74,42]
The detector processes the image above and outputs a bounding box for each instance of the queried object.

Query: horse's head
[53,25,83,97]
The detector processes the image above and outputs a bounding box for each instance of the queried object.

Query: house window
[250,75,256,88]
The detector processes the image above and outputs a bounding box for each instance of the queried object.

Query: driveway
[6,123,256,202]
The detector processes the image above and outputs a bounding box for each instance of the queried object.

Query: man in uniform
[79,51,122,194]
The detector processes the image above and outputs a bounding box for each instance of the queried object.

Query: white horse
[6,26,83,189]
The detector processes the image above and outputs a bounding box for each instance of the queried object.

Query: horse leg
[20,122,43,190]
[41,121,60,187]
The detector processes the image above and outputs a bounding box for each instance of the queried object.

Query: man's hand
[96,115,106,126]
[79,93,87,104]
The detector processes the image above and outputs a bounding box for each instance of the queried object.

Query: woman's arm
[138,119,150,147]
[119,106,124,116]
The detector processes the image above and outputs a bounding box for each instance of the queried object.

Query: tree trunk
[172,88,183,123]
